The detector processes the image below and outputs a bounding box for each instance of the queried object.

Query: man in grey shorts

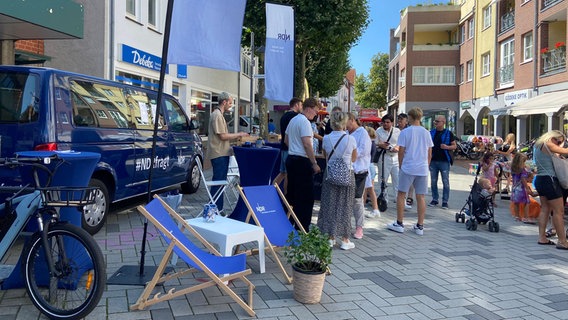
[387,107,433,235]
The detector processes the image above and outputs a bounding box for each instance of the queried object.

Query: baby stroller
[455,162,500,232]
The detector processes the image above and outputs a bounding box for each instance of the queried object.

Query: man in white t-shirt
[387,107,433,236]
[374,114,401,210]
[284,98,321,231]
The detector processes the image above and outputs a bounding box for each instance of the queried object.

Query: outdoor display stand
[2,150,100,289]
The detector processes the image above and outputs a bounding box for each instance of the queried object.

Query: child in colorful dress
[481,152,499,205]
[510,170,540,223]
[510,153,530,222]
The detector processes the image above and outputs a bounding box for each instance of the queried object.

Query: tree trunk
[258,54,268,139]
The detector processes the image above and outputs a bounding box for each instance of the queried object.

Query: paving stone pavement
[2,160,568,319]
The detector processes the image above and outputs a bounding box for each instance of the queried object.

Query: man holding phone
[375,114,401,208]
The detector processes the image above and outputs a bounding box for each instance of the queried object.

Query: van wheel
[82,178,109,235]
[181,159,200,194]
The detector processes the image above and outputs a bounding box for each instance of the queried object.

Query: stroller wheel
[460,213,466,223]
[466,219,472,230]
[494,222,500,233]
[488,221,495,232]
[471,219,478,231]
[455,212,460,223]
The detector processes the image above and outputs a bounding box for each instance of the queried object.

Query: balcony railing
[542,47,566,73]
[499,64,514,86]
[543,0,562,9]
[500,11,515,33]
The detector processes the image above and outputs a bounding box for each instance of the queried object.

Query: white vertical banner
[264,3,294,102]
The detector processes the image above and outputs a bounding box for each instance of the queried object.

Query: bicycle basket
[39,187,98,207]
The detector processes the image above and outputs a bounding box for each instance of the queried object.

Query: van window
[0,72,39,123]
[124,88,162,130]
[164,99,189,132]
[70,80,134,129]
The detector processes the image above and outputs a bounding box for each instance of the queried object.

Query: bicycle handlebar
[0,155,66,188]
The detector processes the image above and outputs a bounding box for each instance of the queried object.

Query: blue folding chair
[130,196,255,317]
[239,184,304,284]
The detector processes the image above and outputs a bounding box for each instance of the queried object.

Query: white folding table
[185,216,265,273]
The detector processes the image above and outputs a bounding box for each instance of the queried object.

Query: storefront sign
[191,89,211,100]
[460,101,471,109]
[482,118,488,126]
[177,65,187,78]
[360,109,379,117]
[273,105,289,111]
[121,44,166,73]
[504,89,530,105]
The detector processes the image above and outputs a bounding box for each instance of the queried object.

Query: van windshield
[0,72,40,123]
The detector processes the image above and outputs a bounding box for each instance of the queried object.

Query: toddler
[510,153,530,222]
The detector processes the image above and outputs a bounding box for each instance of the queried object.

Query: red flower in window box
[556,41,566,49]
[541,47,549,54]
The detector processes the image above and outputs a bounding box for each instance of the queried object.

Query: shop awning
[509,91,568,117]
[488,107,512,116]
[0,0,83,40]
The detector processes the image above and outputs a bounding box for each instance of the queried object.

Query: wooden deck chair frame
[237,183,305,284]
[130,195,255,317]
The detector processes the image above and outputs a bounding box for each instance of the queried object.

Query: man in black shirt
[273,97,303,191]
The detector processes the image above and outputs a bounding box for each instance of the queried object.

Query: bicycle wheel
[22,223,105,319]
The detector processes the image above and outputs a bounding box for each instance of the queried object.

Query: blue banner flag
[264,3,294,102]
[167,0,246,72]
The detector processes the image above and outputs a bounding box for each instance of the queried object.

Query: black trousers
[285,155,315,231]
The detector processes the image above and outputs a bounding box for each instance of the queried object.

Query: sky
[349,0,426,77]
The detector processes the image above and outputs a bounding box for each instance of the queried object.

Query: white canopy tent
[509,90,568,116]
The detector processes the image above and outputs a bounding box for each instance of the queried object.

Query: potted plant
[284,226,332,304]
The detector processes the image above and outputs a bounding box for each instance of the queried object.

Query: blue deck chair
[238,184,305,284]
[130,195,255,317]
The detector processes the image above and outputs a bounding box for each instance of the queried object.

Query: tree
[243,0,369,99]
[354,53,389,109]
[306,49,350,98]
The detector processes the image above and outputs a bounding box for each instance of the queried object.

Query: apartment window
[482,53,491,76]
[459,64,464,83]
[400,69,406,88]
[412,66,455,85]
[460,25,465,44]
[126,0,136,16]
[501,38,515,67]
[148,0,157,27]
[467,60,473,81]
[468,18,475,39]
[523,32,533,62]
[483,5,492,29]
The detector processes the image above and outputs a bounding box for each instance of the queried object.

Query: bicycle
[0,154,105,319]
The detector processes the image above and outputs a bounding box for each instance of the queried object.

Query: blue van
[0,66,203,234]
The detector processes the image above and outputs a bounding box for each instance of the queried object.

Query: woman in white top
[317,112,357,250]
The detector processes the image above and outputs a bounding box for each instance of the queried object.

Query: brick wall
[14,40,44,54]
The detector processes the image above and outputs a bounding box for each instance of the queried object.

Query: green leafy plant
[284,226,332,274]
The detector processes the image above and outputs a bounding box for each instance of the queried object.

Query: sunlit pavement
[2,159,568,319]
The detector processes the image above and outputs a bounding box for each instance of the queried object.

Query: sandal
[546,229,557,238]
[406,198,414,206]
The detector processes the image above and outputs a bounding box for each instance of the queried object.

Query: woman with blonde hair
[533,130,568,249]
[317,111,357,250]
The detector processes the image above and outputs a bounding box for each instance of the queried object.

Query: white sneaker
[365,210,381,218]
[328,239,336,247]
[413,225,424,236]
[405,204,412,210]
[340,241,355,250]
[387,221,404,233]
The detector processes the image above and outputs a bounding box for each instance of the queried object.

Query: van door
[163,97,199,185]
[131,91,170,193]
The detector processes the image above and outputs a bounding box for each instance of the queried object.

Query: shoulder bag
[543,143,568,189]
[325,134,354,186]
[372,128,393,163]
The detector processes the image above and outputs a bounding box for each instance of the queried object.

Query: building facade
[388,0,568,143]
[42,0,254,136]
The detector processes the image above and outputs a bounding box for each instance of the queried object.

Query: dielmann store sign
[121,44,165,73]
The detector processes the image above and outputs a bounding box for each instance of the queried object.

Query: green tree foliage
[243,0,369,99]
[354,53,389,109]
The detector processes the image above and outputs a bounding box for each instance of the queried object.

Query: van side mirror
[189,119,200,130]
